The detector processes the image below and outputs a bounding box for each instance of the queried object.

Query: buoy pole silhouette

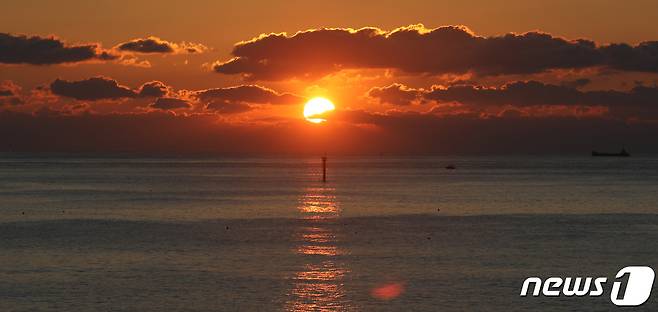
[322,155,327,182]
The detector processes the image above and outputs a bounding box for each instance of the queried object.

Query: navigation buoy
[322,155,327,182]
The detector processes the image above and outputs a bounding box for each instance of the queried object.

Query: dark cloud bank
[50,77,178,101]
[0,33,207,66]
[7,75,656,155]
[368,80,658,119]
[0,33,114,65]
[2,110,658,155]
[47,77,304,112]
[214,24,658,80]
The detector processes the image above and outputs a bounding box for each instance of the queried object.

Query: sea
[1,155,658,311]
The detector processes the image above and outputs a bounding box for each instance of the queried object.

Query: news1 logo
[520,266,655,306]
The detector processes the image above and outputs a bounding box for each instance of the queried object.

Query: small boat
[591,148,630,157]
[445,165,456,170]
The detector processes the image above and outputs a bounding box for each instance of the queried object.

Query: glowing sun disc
[304,97,335,123]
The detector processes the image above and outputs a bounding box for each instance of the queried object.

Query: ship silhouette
[591,148,630,157]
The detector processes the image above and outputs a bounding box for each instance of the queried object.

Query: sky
[2,0,658,155]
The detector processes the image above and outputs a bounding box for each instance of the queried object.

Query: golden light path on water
[285,185,353,311]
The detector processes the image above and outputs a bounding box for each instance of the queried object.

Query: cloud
[213,24,658,80]
[196,85,305,106]
[50,77,137,100]
[0,80,23,106]
[560,78,591,89]
[44,77,303,116]
[150,97,191,110]
[0,80,20,97]
[369,80,658,119]
[49,77,180,101]
[426,81,587,107]
[600,42,658,72]
[138,81,173,97]
[206,101,253,114]
[0,33,116,65]
[368,83,425,106]
[425,81,658,110]
[45,77,302,115]
[116,36,207,54]
[116,54,151,68]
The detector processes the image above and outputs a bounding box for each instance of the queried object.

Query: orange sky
[3,0,658,90]
[2,0,658,155]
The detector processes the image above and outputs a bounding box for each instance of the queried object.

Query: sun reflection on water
[298,187,340,218]
[285,186,353,311]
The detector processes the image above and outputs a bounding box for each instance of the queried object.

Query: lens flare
[371,282,405,300]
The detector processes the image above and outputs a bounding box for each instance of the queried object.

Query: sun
[303,97,335,123]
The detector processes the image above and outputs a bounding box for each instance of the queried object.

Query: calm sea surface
[1,156,658,311]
